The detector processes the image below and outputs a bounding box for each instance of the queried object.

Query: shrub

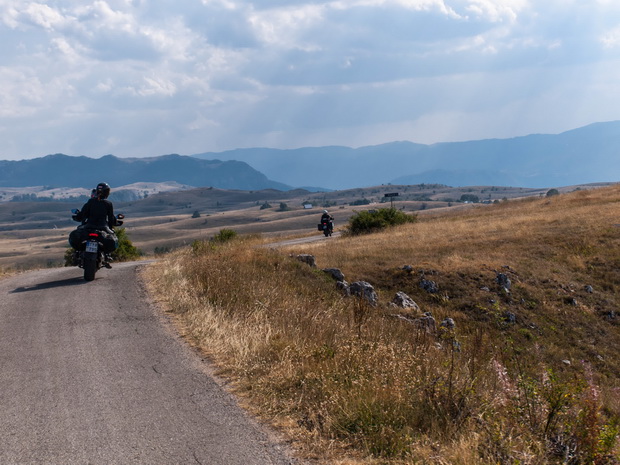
[260,202,272,210]
[213,228,237,243]
[546,188,560,197]
[154,246,171,255]
[111,228,142,262]
[346,208,417,235]
[460,194,479,203]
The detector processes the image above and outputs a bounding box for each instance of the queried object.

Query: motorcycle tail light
[88,233,99,237]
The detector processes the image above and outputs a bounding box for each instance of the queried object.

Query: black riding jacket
[76,198,117,230]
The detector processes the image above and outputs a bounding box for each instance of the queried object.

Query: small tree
[350,198,371,206]
[192,210,201,218]
[278,202,290,211]
[260,202,272,210]
[112,228,142,262]
[546,188,560,197]
[460,194,479,203]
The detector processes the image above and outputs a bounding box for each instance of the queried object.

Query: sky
[2,0,620,160]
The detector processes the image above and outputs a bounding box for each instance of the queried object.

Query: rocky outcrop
[323,268,345,282]
[349,281,378,306]
[390,291,420,311]
[296,254,316,268]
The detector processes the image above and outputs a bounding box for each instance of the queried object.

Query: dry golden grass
[143,185,620,464]
[0,265,15,280]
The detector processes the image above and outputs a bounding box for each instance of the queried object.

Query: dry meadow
[143,185,620,464]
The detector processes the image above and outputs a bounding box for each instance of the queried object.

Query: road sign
[384,192,399,208]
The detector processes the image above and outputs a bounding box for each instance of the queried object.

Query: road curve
[0,262,295,465]
[264,231,341,248]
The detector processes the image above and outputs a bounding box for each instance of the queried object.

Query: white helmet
[323,210,328,213]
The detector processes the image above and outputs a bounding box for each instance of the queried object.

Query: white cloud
[462,0,529,22]
[601,26,620,48]
[0,68,45,117]
[22,2,67,30]
[1,0,620,160]
[137,76,177,97]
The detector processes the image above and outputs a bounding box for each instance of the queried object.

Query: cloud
[462,0,528,22]
[1,0,620,160]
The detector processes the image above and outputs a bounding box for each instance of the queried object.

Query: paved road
[0,262,295,465]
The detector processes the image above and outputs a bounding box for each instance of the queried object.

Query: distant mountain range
[0,154,289,191]
[193,121,620,189]
[1,121,619,192]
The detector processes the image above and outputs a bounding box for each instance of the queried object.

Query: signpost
[384,192,399,209]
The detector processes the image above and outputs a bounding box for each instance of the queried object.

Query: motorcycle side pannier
[317,223,324,231]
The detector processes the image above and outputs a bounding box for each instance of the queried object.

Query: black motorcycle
[70,210,124,281]
[318,218,334,237]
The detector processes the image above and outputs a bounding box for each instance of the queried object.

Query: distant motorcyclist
[69,182,119,260]
[319,209,334,237]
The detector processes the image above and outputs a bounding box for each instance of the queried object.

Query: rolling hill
[0,153,290,191]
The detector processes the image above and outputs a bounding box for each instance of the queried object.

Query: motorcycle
[70,209,124,281]
[318,217,334,237]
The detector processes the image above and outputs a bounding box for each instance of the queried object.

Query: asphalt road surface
[0,261,295,465]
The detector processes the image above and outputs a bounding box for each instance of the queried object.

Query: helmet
[96,182,111,199]
[323,210,328,214]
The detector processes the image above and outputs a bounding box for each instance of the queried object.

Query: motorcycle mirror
[71,209,79,214]
[117,213,125,219]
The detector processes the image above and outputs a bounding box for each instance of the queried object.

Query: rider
[321,209,333,223]
[320,209,334,232]
[69,182,119,261]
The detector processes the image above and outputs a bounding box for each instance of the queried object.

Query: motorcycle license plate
[85,241,98,253]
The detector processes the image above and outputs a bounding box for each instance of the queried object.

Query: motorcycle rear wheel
[84,256,97,281]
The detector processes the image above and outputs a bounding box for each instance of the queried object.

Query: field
[143,184,620,464]
[2,181,619,463]
[0,182,565,271]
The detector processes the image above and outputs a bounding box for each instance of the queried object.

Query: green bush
[63,248,75,266]
[460,194,479,203]
[346,208,417,235]
[111,228,142,262]
[213,228,238,243]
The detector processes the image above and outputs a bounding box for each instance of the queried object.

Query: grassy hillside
[144,185,620,464]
